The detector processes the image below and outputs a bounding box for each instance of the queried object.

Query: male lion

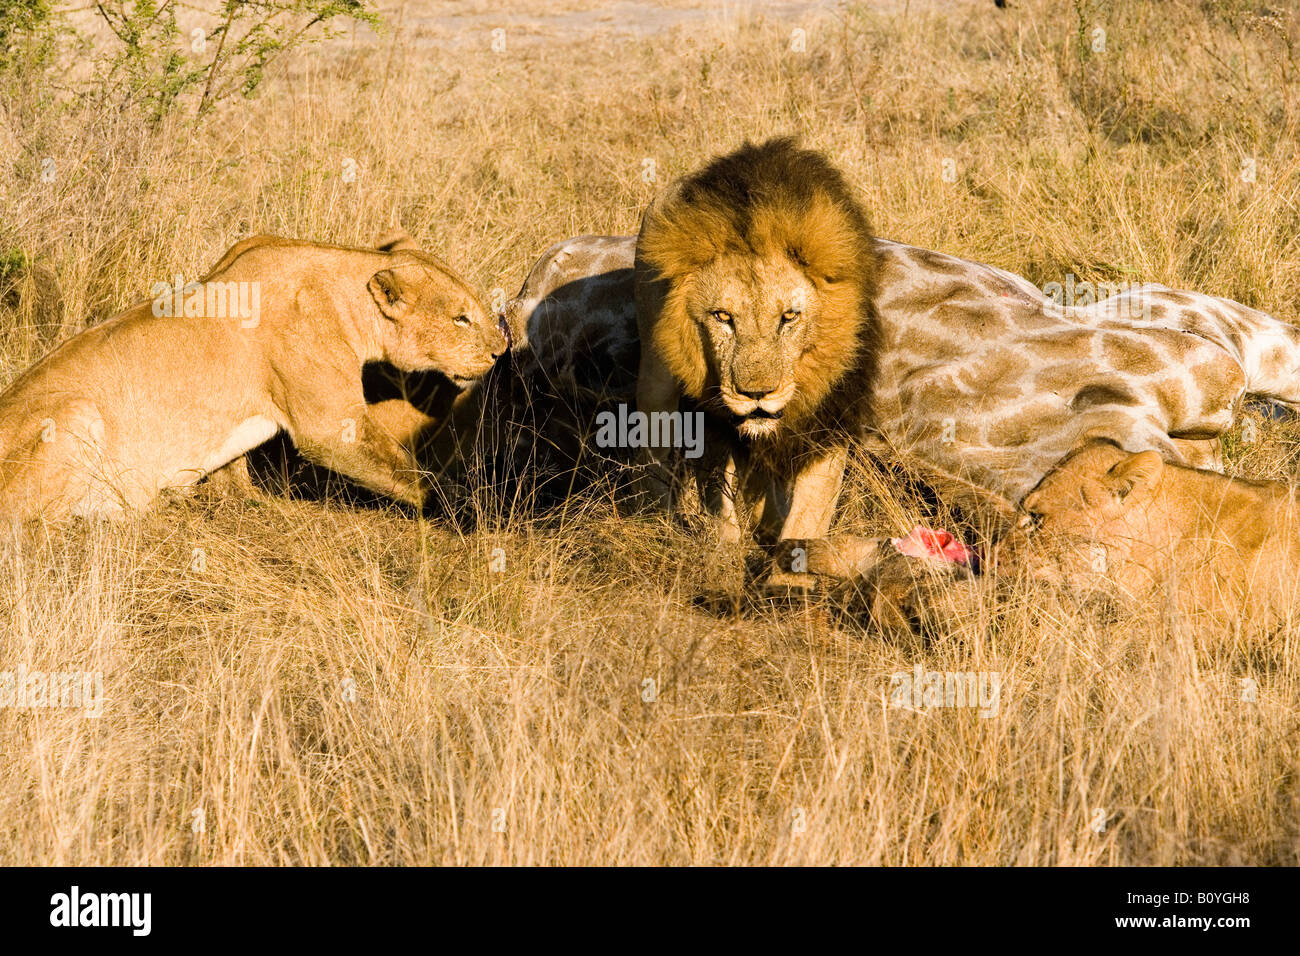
[634,137,881,586]
[0,236,505,520]
[1009,439,1300,626]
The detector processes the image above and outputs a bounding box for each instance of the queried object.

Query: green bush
[0,0,59,80]
[3,1,380,127]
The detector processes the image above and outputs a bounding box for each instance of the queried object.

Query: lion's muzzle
[721,380,796,429]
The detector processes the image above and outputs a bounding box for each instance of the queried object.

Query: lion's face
[368,257,506,385]
[687,253,819,439]
[636,138,881,461]
[1011,441,1164,588]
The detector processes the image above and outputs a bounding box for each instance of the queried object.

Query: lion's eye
[781,309,801,324]
[711,310,733,325]
[1018,510,1043,530]
[453,314,471,327]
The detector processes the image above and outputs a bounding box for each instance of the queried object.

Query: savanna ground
[2,0,1300,865]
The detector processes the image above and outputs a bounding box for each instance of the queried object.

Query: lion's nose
[738,387,773,401]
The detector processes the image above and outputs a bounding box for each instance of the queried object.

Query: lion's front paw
[761,539,821,595]
[762,566,820,595]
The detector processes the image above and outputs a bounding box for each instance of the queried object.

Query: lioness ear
[1106,450,1163,500]
[368,269,408,319]
[375,230,420,253]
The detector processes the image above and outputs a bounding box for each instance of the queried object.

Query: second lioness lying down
[1010,439,1300,624]
[0,236,505,520]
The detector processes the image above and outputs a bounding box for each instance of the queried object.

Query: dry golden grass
[1,0,1300,864]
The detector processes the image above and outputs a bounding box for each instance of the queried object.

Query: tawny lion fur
[634,137,883,581]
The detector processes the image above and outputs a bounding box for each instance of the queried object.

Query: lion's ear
[1105,450,1163,500]
[375,230,420,253]
[368,269,409,320]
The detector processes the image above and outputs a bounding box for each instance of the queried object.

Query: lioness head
[636,137,880,443]
[1012,440,1165,587]
[367,252,505,386]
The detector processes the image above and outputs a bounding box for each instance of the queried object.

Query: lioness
[0,236,505,520]
[1011,439,1300,624]
[634,137,880,586]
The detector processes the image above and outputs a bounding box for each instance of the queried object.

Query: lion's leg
[778,444,849,538]
[712,450,744,543]
[204,406,420,502]
[1,402,132,520]
[368,397,437,460]
[765,443,849,590]
[289,409,429,509]
[750,469,785,545]
[679,415,755,544]
[682,445,751,544]
[0,436,71,522]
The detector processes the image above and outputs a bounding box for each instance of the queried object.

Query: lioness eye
[453,314,470,327]
[711,310,733,325]
[1018,511,1043,530]
[782,309,801,323]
